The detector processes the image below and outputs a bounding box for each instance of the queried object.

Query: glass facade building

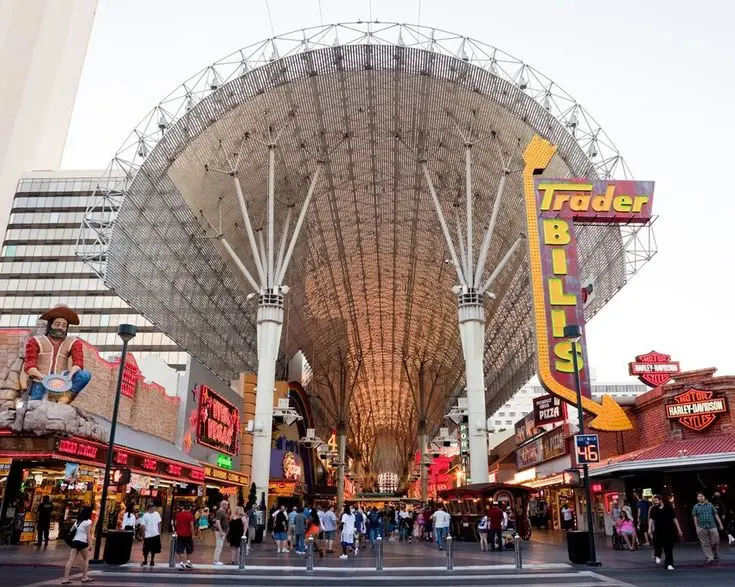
[0,172,187,370]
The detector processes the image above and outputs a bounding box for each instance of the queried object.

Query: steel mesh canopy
[77,22,656,471]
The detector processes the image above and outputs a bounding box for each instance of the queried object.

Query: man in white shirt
[137,503,162,566]
[431,504,451,550]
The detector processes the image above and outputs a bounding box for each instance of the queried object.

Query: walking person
[62,506,94,584]
[431,503,451,550]
[35,495,54,546]
[487,502,504,552]
[293,506,307,555]
[227,506,247,564]
[339,505,357,559]
[648,494,683,571]
[323,505,338,553]
[197,505,210,538]
[273,505,289,553]
[560,503,574,530]
[477,512,489,551]
[635,491,651,546]
[692,491,724,563]
[121,503,136,532]
[306,507,325,557]
[213,500,230,565]
[137,502,162,567]
[367,507,382,547]
[173,501,195,570]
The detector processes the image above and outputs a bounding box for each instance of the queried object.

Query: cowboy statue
[22,305,92,404]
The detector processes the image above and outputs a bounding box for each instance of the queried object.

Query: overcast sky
[62,0,735,383]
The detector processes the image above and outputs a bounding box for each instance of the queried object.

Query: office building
[0,170,186,369]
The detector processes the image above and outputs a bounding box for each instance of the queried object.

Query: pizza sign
[665,388,728,432]
[629,351,680,387]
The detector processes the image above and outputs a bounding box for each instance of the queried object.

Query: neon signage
[523,136,654,431]
[57,439,99,460]
[665,388,728,432]
[629,351,680,387]
[141,458,158,471]
[196,384,240,455]
[114,451,129,465]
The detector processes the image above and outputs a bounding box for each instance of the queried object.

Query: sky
[62,0,735,383]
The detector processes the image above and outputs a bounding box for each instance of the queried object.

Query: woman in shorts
[62,507,94,584]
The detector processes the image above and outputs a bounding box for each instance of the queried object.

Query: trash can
[103,530,134,565]
[566,530,591,564]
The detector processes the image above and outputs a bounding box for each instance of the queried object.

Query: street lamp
[92,324,136,562]
[562,324,599,566]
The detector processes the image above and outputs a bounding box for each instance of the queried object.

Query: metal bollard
[168,533,177,569]
[238,535,247,570]
[375,536,383,571]
[445,535,454,570]
[306,536,315,571]
[514,534,522,569]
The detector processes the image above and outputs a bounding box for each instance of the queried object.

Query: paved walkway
[1,530,734,571]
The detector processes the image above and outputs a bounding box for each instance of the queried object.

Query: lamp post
[562,324,598,566]
[92,324,137,562]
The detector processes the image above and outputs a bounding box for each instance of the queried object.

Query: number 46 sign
[574,434,600,465]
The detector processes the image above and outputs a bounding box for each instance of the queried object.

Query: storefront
[201,463,249,508]
[0,428,203,544]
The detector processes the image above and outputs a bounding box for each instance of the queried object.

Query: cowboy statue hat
[40,304,80,326]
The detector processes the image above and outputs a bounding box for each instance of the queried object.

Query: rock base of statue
[0,400,108,442]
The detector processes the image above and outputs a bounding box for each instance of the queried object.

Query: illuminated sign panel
[574,434,600,465]
[629,351,680,387]
[665,388,728,432]
[196,385,240,456]
[523,136,654,431]
[533,394,567,427]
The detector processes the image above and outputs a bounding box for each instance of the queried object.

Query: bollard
[375,536,383,571]
[306,536,315,571]
[168,533,177,569]
[446,535,454,570]
[514,534,522,569]
[238,535,247,570]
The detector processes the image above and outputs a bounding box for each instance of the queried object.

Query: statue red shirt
[24,336,84,377]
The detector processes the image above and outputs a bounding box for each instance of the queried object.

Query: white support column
[267,145,276,287]
[336,423,347,512]
[251,293,285,508]
[480,235,525,294]
[233,175,267,287]
[418,430,428,502]
[473,171,507,288]
[457,294,489,484]
[465,144,474,282]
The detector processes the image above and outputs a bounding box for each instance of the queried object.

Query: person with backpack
[477,512,489,551]
[62,506,94,584]
[367,507,382,547]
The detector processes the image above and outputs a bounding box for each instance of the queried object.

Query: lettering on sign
[57,439,99,460]
[111,353,141,398]
[114,451,129,465]
[167,464,182,476]
[196,384,240,455]
[203,465,248,486]
[523,136,654,431]
[141,458,158,471]
[515,424,568,470]
[533,394,567,427]
[629,351,680,387]
[665,388,728,432]
[514,413,539,445]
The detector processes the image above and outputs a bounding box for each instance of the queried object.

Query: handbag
[64,523,78,547]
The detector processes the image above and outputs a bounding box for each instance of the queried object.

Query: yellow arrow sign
[523,135,632,432]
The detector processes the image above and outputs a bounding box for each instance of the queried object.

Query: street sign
[574,434,600,465]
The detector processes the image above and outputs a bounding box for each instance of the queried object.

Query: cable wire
[264,0,276,36]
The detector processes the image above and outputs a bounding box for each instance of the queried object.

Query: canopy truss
[77,22,656,473]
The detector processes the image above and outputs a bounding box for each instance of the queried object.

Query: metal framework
[76,21,656,474]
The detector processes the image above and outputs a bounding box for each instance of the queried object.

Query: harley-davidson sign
[629,351,680,387]
[665,388,728,432]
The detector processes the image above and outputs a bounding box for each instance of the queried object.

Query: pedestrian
[273,504,289,553]
[367,507,382,546]
[487,502,504,552]
[35,495,54,546]
[228,506,247,564]
[287,506,297,550]
[477,512,489,551]
[692,491,724,563]
[121,502,136,531]
[293,506,307,555]
[339,505,357,559]
[137,502,162,567]
[62,506,94,584]
[398,506,411,542]
[322,505,338,553]
[560,503,574,530]
[306,507,325,557]
[615,511,638,550]
[648,494,682,571]
[213,499,230,565]
[353,506,365,548]
[174,501,195,570]
[635,491,651,546]
[431,503,451,550]
[197,505,210,537]
[247,506,257,544]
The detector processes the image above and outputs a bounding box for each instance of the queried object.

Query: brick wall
[0,329,179,443]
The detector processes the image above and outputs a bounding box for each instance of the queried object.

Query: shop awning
[589,435,735,477]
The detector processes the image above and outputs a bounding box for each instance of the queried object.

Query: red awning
[590,435,735,477]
